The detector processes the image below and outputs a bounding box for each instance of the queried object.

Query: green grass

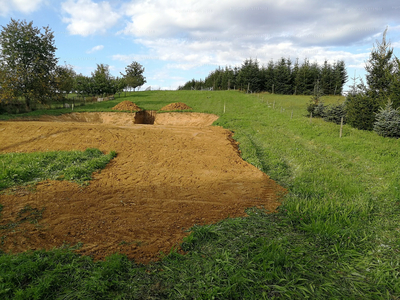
[0,148,117,190]
[1,90,400,298]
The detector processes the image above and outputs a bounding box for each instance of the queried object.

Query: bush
[373,101,400,138]
[0,99,28,114]
[323,103,346,124]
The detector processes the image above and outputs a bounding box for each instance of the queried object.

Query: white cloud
[61,0,120,36]
[87,45,104,53]
[110,0,400,89]
[0,0,45,16]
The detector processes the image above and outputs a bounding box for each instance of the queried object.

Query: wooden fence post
[340,117,344,138]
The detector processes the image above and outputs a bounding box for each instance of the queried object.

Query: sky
[0,0,400,91]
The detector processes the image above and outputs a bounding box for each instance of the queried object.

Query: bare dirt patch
[160,102,192,111]
[0,113,284,263]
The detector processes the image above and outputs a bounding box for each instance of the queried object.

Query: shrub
[0,99,28,114]
[373,100,400,138]
[323,103,346,124]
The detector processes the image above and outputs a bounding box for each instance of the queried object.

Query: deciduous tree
[121,61,146,92]
[0,19,58,110]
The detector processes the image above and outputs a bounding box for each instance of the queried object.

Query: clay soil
[0,112,284,264]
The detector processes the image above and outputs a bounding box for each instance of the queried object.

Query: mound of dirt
[160,102,192,111]
[112,101,142,111]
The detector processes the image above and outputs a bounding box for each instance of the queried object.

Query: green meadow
[1,90,399,299]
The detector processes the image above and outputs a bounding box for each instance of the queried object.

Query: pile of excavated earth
[0,111,285,264]
[111,101,142,111]
[160,102,192,111]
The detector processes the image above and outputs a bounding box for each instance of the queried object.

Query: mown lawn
[1,90,399,299]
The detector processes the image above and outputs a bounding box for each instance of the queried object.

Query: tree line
[178,57,347,95]
[0,19,146,112]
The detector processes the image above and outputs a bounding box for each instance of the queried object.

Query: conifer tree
[292,58,300,94]
[320,60,333,95]
[236,58,262,92]
[274,57,292,94]
[295,58,311,94]
[332,60,348,95]
[365,27,394,100]
[265,60,275,93]
[346,29,395,130]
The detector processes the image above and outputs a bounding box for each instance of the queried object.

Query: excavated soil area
[0,112,285,263]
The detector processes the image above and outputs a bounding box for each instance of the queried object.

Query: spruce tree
[346,29,395,131]
[389,57,400,108]
[320,60,332,95]
[236,58,261,92]
[295,58,311,94]
[273,57,292,94]
[332,60,348,95]
[365,27,394,100]
[292,58,300,94]
[373,100,400,137]
[265,60,275,93]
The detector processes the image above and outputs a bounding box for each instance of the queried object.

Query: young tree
[365,27,394,100]
[390,56,400,108]
[121,61,146,92]
[373,100,400,137]
[320,60,333,95]
[0,19,58,110]
[346,29,395,131]
[74,74,93,97]
[273,57,292,94]
[54,64,76,100]
[332,60,348,95]
[236,58,262,92]
[295,58,311,95]
[114,77,127,96]
[91,64,113,95]
[291,58,300,94]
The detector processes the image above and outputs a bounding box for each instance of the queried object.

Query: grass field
[1,90,399,299]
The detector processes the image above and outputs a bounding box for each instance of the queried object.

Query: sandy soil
[0,112,284,263]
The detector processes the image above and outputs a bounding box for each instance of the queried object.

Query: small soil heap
[112,101,142,111]
[160,102,192,111]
